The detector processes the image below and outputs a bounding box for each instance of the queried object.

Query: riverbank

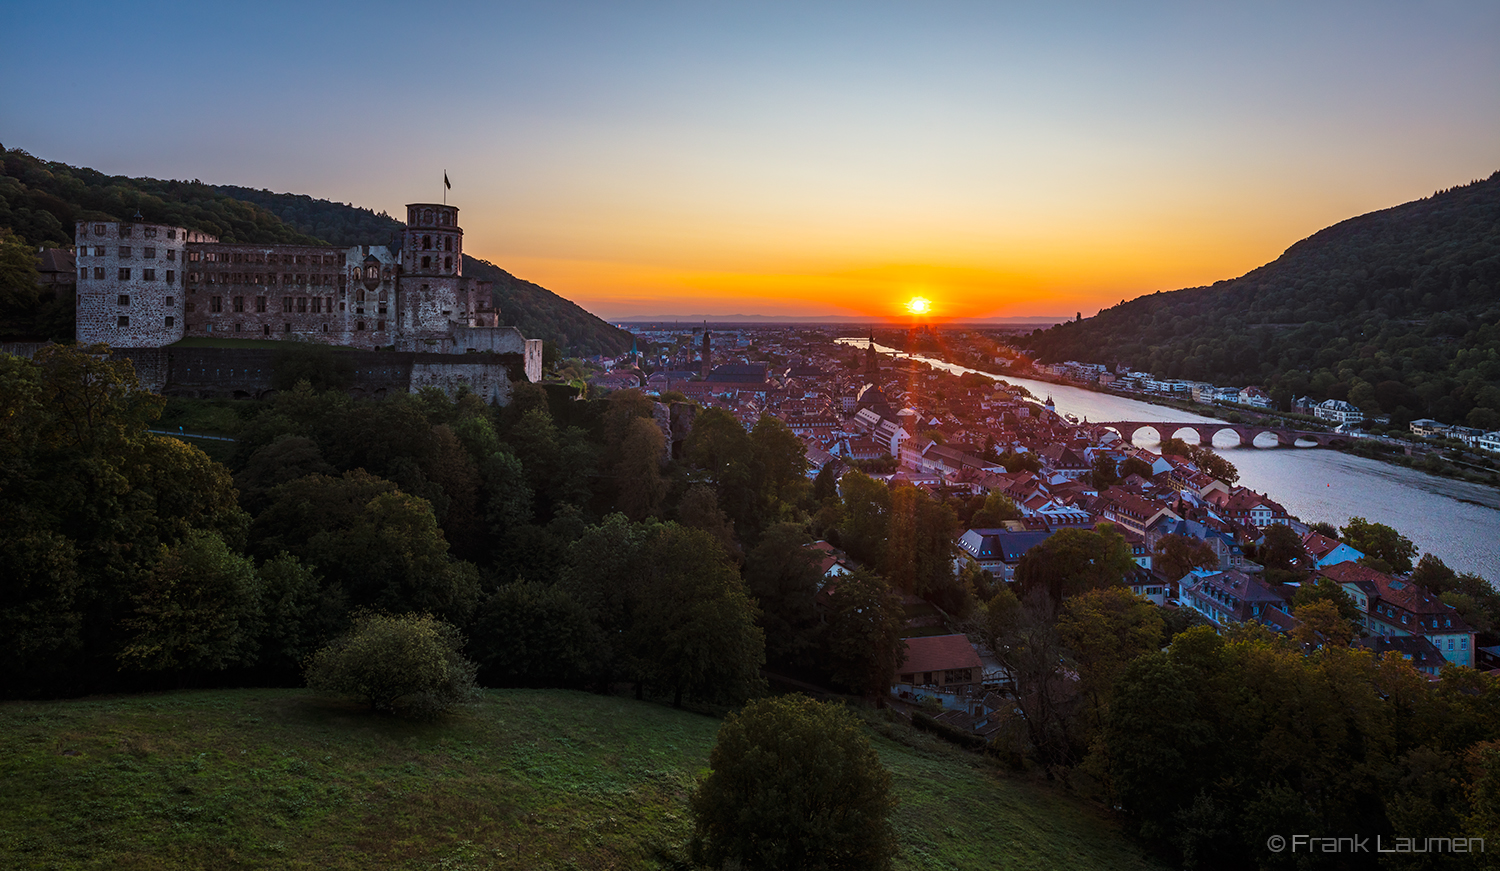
[939,357,1500,490]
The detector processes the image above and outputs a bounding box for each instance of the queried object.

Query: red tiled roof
[900,634,982,673]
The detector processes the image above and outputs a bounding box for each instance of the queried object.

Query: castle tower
[401,203,469,350]
[76,218,215,347]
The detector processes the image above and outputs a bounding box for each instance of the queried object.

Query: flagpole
[443,169,446,205]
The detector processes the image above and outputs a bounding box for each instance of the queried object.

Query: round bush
[305,612,477,718]
[690,694,897,870]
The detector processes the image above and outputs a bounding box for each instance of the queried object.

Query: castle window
[322,324,328,333]
[356,321,365,331]
[377,319,385,331]
[118,268,131,280]
[166,270,175,284]
[118,295,130,306]
[423,235,432,250]
[254,296,266,312]
[365,266,378,280]
[421,256,431,269]
[423,209,433,224]
[378,290,387,301]
[118,316,129,327]
[297,297,308,313]
[187,302,196,312]
[444,237,452,252]
[164,297,174,306]
[94,224,106,235]
[263,325,270,336]
[80,268,87,280]
[312,298,322,314]
[120,226,132,238]
[210,296,223,312]
[282,297,292,313]
[167,249,175,261]
[119,247,132,258]
[144,227,157,238]
[165,316,174,327]
[143,269,156,281]
[144,247,156,259]
[167,229,176,240]
[285,324,291,332]
[79,225,88,237]
[95,267,105,279]
[93,247,103,256]
[444,256,452,271]
[189,251,200,262]
[232,296,245,312]
[235,323,242,332]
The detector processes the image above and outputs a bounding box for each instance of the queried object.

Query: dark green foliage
[119,530,263,673]
[210,185,403,247]
[305,612,478,718]
[822,569,907,696]
[469,581,599,688]
[1021,170,1500,427]
[0,146,323,247]
[1105,627,1500,869]
[1014,524,1136,609]
[1291,576,1363,626]
[1340,516,1418,574]
[742,523,824,669]
[690,695,898,871]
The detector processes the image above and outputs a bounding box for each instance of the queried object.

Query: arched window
[444,237,452,252]
[444,256,452,271]
[422,235,432,250]
[365,266,378,280]
[378,290,387,301]
[421,256,431,269]
[422,209,433,224]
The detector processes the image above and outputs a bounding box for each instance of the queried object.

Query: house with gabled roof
[1319,562,1476,667]
[895,634,984,695]
[1300,531,1364,568]
[1180,569,1293,630]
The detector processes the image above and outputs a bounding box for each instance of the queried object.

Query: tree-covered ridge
[1021,170,1500,428]
[212,185,405,248]
[0,146,324,247]
[464,256,633,357]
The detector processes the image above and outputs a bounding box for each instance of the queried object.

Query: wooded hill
[1020,170,1500,429]
[0,145,630,356]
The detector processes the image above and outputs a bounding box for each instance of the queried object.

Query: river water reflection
[837,339,1500,581]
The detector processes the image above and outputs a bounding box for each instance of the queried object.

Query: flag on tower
[444,172,451,190]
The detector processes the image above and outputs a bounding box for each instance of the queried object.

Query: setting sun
[905,296,932,315]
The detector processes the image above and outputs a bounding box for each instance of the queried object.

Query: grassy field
[0,689,1164,871]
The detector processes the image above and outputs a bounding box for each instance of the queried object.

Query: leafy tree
[676,483,741,563]
[751,414,809,510]
[1341,516,1417,574]
[1089,454,1119,489]
[742,523,824,669]
[1290,599,1355,650]
[970,585,1082,769]
[1291,576,1363,627]
[1014,524,1135,610]
[119,530,263,674]
[1152,534,1219,582]
[836,469,890,567]
[690,695,897,871]
[883,484,959,605]
[996,449,1041,474]
[469,581,599,688]
[270,344,354,393]
[1254,523,1307,574]
[1118,455,1154,481]
[1058,588,1164,733]
[612,416,667,521]
[822,568,906,697]
[254,552,342,680]
[969,489,1021,528]
[0,228,42,340]
[305,612,478,718]
[684,407,761,533]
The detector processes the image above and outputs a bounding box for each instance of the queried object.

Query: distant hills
[0,145,630,357]
[1021,170,1500,430]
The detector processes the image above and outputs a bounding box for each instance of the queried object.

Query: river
[837,339,1500,581]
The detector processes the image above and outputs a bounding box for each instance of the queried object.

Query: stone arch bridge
[1096,420,1348,448]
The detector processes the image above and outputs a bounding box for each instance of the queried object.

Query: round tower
[405,204,463,276]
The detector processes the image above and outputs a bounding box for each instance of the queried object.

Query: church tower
[701,325,712,379]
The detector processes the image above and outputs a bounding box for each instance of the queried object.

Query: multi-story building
[75,203,541,378]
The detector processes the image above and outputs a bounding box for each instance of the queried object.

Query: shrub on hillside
[690,694,897,871]
[305,612,477,718]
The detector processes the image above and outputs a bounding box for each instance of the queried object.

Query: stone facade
[76,220,215,347]
[75,202,538,384]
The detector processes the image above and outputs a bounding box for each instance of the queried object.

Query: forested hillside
[0,145,630,355]
[1021,170,1500,428]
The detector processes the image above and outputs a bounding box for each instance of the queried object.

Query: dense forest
[0,145,631,356]
[1021,170,1500,429]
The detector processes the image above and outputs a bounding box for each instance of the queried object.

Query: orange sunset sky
[5,2,1498,321]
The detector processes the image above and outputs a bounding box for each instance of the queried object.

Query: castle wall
[409,358,516,405]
